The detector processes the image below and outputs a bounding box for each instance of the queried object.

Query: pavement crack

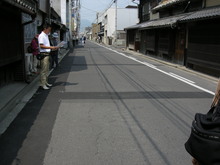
[95,130,103,156]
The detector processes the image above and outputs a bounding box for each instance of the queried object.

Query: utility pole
[71,0,81,45]
[77,0,81,37]
[75,0,80,39]
[114,0,117,45]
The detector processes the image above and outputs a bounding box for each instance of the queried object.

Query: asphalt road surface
[0,41,217,165]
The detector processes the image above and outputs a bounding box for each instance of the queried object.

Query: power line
[96,0,115,19]
[82,0,116,24]
[97,0,108,5]
[90,0,115,24]
[81,5,98,13]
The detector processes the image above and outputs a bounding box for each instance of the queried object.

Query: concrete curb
[0,49,70,135]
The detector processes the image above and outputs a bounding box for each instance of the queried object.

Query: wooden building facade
[0,0,38,87]
[125,0,220,76]
[0,0,65,87]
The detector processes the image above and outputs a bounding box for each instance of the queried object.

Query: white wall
[51,0,61,17]
[106,8,115,37]
[117,8,138,30]
[61,0,67,25]
[97,11,105,25]
[51,0,66,25]
[104,8,138,37]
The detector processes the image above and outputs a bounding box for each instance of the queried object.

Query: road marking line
[95,43,215,95]
[128,57,137,60]
[169,73,195,84]
[142,62,157,68]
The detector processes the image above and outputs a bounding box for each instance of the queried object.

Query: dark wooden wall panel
[187,19,220,73]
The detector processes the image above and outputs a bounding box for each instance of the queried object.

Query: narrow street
[0,41,216,165]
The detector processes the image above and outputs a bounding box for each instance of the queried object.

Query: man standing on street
[38,24,58,90]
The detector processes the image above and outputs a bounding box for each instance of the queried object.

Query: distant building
[95,6,138,46]
[84,27,92,40]
[92,24,100,41]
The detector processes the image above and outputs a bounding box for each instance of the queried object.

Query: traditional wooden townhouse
[0,0,38,87]
[0,0,73,126]
[0,0,69,88]
[178,0,220,76]
[126,0,220,76]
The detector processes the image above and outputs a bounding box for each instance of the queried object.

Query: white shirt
[38,31,51,53]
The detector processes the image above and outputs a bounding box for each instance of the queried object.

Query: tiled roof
[124,23,143,30]
[2,0,37,15]
[140,14,189,29]
[125,6,220,30]
[180,6,220,22]
[125,13,189,30]
[152,0,188,11]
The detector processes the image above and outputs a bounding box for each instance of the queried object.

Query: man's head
[43,24,52,35]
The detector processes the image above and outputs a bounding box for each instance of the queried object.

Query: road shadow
[71,56,88,72]
[60,91,213,100]
[0,87,51,165]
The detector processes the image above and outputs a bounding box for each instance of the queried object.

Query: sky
[80,0,136,31]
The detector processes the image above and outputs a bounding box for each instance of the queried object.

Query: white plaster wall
[106,8,115,37]
[51,0,61,16]
[61,0,67,25]
[51,0,67,25]
[117,8,138,30]
[97,12,105,24]
[105,8,138,37]
[101,7,138,44]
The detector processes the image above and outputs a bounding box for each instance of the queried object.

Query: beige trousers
[40,56,50,86]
